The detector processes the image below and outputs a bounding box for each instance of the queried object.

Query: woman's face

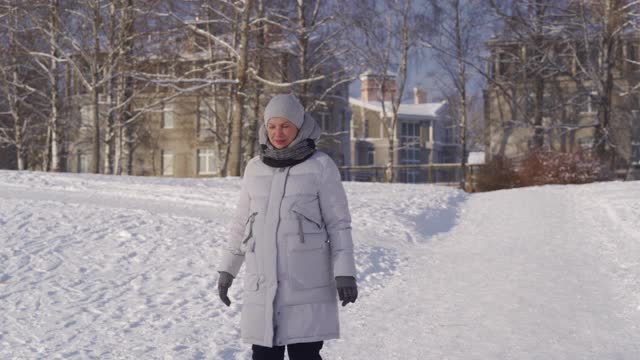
[267,117,299,149]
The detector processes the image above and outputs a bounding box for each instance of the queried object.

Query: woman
[217,93,358,360]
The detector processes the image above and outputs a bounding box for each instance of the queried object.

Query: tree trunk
[91,1,101,174]
[454,0,468,190]
[114,123,122,174]
[227,0,252,177]
[385,130,395,182]
[43,126,52,171]
[385,0,411,183]
[9,5,25,170]
[120,0,135,175]
[104,0,118,175]
[297,0,309,107]
[245,0,265,164]
[595,49,614,160]
[49,0,61,172]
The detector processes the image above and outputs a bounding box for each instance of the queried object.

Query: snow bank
[1,170,639,359]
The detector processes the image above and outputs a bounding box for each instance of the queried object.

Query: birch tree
[177,0,354,175]
[421,0,490,188]
[27,0,64,172]
[0,2,25,169]
[341,0,423,182]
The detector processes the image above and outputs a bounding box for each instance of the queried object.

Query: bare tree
[0,2,25,169]
[179,0,354,175]
[2,0,356,176]
[486,0,568,152]
[342,0,423,182]
[484,0,640,171]
[28,0,64,171]
[561,0,638,165]
[423,0,489,188]
[254,0,355,166]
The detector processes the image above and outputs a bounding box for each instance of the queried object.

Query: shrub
[473,156,520,192]
[470,150,611,192]
[517,150,609,186]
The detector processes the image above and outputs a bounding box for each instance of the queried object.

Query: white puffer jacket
[219,150,357,347]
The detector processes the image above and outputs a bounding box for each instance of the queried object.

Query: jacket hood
[263,93,305,128]
[259,112,322,150]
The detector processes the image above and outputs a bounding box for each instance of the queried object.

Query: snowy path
[325,185,640,359]
[1,170,639,359]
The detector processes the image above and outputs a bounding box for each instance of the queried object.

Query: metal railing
[338,164,465,185]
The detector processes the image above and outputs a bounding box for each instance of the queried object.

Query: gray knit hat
[263,93,305,129]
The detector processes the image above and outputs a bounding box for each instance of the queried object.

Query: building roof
[359,69,397,80]
[349,97,447,119]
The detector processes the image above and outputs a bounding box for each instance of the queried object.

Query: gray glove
[218,271,234,306]
[335,276,358,306]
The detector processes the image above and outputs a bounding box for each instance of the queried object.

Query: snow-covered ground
[1,169,639,359]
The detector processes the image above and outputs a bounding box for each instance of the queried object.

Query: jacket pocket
[244,273,260,292]
[287,236,332,290]
[291,198,325,246]
[241,212,258,252]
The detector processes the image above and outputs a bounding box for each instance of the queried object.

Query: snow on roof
[349,97,447,119]
[359,69,397,80]
[468,151,485,165]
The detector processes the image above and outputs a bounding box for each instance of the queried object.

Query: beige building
[348,71,460,183]
[484,36,640,177]
[66,27,351,178]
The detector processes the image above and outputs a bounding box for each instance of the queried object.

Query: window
[496,51,513,77]
[523,90,553,117]
[197,148,217,175]
[316,111,330,131]
[198,101,216,136]
[441,151,457,164]
[629,44,639,64]
[161,102,174,129]
[577,92,596,114]
[632,111,640,164]
[356,142,374,166]
[401,122,420,138]
[577,46,598,67]
[632,110,640,141]
[632,145,640,165]
[523,91,535,116]
[161,150,174,176]
[363,118,369,138]
[80,105,94,127]
[341,109,348,132]
[444,127,457,144]
[405,170,419,184]
[543,93,553,111]
[78,153,90,173]
[400,122,421,165]
[578,137,594,150]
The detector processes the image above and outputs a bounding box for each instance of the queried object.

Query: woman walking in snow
[217,93,358,360]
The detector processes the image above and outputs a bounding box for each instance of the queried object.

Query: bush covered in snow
[472,150,612,192]
[517,150,610,187]
[473,156,521,192]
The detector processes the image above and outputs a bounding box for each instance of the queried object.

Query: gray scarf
[258,112,322,168]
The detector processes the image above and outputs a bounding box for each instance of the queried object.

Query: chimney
[360,70,396,102]
[413,87,428,104]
